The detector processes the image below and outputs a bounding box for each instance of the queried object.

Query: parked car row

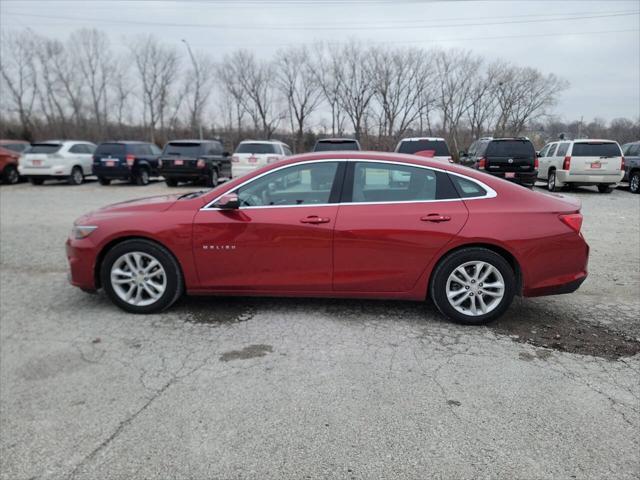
[1,136,636,194]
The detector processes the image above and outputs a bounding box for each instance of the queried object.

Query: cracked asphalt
[1,180,639,480]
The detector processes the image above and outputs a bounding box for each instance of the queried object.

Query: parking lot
[0,180,639,479]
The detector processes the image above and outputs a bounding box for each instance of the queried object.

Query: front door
[193,161,343,291]
[333,161,468,292]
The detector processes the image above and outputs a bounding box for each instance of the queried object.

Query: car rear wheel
[206,169,219,187]
[430,248,516,325]
[630,172,640,194]
[2,165,19,184]
[100,239,183,314]
[597,184,613,193]
[69,166,84,185]
[98,177,111,186]
[135,167,150,186]
[547,170,559,192]
[29,177,44,185]
[165,177,178,187]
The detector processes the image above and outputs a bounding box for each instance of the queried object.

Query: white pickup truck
[537,139,625,193]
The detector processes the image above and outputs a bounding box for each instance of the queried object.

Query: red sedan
[66,152,589,324]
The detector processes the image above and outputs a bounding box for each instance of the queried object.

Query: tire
[29,177,45,185]
[98,177,111,186]
[135,167,150,186]
[597,184,613,193]
[429,247,516,325]
[2,165,19,184]
[630,171,640,194]
[69,166,84,185]
[165,177,178,187]
[100,239,183,314]
[206,169,219,188]
[547,170,559,192]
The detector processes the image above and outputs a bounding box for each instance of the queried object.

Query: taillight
[562,156,571,170]
[158,159,163,168]
[126,154,135,167]
[559,213,583,233]
[621,157,625,170]
[196,159,206,168]
[534,156,539,169]
[232,155,239,163]
[478,157,486,169]
[267,156,279,164]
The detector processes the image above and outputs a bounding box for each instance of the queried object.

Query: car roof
[98,140,151,145]
[167,139,222,143]
[239,139,287,145]
[35,140,94,145]
[572,138,618,143]
[316,138,359,142]
[398,137,446,142]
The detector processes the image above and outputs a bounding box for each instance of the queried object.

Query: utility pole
[181,39,204,140]
[577,115,583,138]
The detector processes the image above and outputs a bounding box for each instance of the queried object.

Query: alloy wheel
[110,251,167,307]
[631,173,639,193]
[445,261,505,316]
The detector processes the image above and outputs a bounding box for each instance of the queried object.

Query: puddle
[219,344,273,362]
[491,303,640,360]
[175,297,256,326]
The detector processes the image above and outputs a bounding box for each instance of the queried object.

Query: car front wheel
[69,166,84,185]
[547,170,558,192]
[2,165,19,184]
[100,239,183,314]
[135,167,150,186]
[430,248,516,325]
[630,172,640,194]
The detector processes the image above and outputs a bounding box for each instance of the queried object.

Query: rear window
[485,140,535,158]
[572,142,621,157]
[449,175,487,198]
[27,144,61,154]
[397,139,450,156]
[2,143,28,153]
[235,143,277,154]
[314,140,360,152]
[95,143,126,156]
[163,142,203,156]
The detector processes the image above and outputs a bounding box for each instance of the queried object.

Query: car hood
[78,195,182,222]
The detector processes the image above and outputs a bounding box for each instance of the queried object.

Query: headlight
[72,225,98,239]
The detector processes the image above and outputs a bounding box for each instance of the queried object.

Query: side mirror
[222,151,231,157]
[215,193,239,209]
[536,151,541,157]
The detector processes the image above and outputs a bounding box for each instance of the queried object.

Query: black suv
[460,137,538,188]
[93,141,162,185]
[158,139,232,187]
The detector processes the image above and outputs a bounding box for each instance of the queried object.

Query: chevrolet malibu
[66,152,589,324]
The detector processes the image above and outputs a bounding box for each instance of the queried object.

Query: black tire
[100,239,183,314]
[597,184,613,193]
[429,247,516,325]
[98,177,111,186]
[29,177,45,185]
[165,177,178,187]
[547,169,559,192]
[69,166,84,185]
[2,165,19,184]
[135,167,150,186]
[206,169,219,188]
[630,171,640,194]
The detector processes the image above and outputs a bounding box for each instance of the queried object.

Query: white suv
[537,139,624,193]
[19,140,96,185]
[232,140,292,178]
[394,137,453,162]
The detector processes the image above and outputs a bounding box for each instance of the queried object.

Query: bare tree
[130,35,179,142]
[181,45,215,137]
[274,46,323,152]
[312,43,347,137]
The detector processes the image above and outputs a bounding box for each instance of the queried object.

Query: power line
[1,10,638,31]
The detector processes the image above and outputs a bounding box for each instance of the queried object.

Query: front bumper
[19,165,73,177]
[66,237,99,291]
[556,170,624,186]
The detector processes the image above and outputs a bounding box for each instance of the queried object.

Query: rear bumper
[19,165,73,177]
[93,165,131,180]
[160,167,208,180]
[556,170,624,185]
[232,165,260,179]
[66,237,98,290]
[487,170,537,186]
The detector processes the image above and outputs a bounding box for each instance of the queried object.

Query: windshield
[314,140,359,152]
[485,140,535,157]
[235,143,277,154]
[27,144,62,154]
[95,143,126,157]
[572,142,621,157]
[397,140,450,156]
[163,142,202,156]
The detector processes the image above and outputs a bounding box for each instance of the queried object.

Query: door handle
[421,214,451,223]
[300,215,331,224]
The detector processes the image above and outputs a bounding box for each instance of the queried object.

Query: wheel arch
[427,242,523,298]
[94,235,185,289]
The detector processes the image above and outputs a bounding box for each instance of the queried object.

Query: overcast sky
[1,0,638,123]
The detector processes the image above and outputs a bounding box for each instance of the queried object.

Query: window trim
[201,159,497,211]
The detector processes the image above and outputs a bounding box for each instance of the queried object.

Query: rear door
[333,161,468,292]
[193,161,344,291]
[569,141,623,175]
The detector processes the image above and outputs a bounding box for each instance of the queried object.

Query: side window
[449,175,488,199]
[546,144,558,157]
[556,143,570,157]
[628,144,640,156]
[350,162,456,203]
[467,141,477,157]
[150,144,162,155]
[86,144,96,154]
[476,142,488,157]
[69,144,84,154]
[236,162,339,207]
[283,145,293,156]
[539,145,550,157]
